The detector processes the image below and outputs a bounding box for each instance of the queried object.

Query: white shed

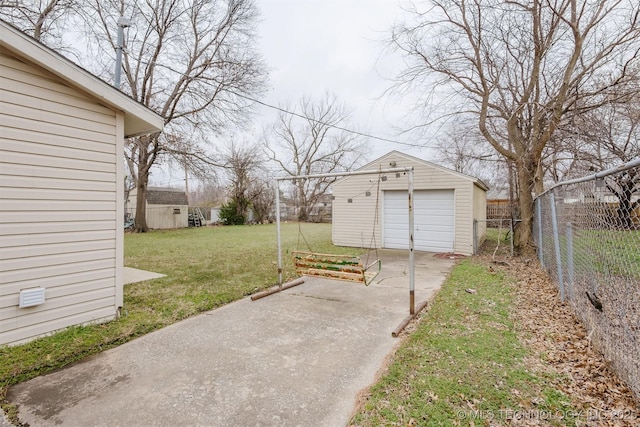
[0,20,163,345]
[127,187,189,229]
[332,151,488,255]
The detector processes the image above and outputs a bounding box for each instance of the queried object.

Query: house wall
[332,152,485,255]
[0,48,122,345]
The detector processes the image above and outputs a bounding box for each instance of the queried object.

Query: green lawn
[572,229,640,278]
[122,223,351,319]
[538,227,640,280]
[349,257,577,426]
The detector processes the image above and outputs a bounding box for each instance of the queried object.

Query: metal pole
[549,191,565,301]
[114,17,131,89]
[408,168,415,315]
[538,157,640,198]
[275,181,283,287]
[473,219,478,255]
[536,198,544,266]
[566,222,574,300]
[509,219,514,257]
[277,167,412,181]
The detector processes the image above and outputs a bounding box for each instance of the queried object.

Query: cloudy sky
[157,0,438,187]
[252,0,432,161]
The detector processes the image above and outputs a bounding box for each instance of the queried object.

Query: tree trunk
[513,157,538,255]
[134,167,150,232]
[297,207,309,222]
[297,185,309,222]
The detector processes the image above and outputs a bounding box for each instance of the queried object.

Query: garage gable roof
[0,19,163,138]
[350,151,489,191]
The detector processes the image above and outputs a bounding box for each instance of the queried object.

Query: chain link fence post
[549,191,565,301]
[536,198,544,267]
[566,222,575,300]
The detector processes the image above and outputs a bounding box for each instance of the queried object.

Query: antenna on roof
[114,17,132,89]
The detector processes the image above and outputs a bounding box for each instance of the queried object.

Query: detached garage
[332,151,488,255]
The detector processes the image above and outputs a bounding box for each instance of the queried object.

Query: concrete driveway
[6,250,455,427]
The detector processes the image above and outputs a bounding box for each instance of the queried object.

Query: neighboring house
[127,187,189,229]
[0,20,164,345]
[332,151,488,256]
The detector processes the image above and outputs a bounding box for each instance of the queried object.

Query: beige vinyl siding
[332,188,379,248]
[332,152,486,255]
[0,48,121,345]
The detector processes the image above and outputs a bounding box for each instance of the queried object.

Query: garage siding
[0,49,122,345]
[332,151,484,255]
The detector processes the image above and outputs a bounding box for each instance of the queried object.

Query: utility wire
[137,58,421,147]
[228,90,424,148]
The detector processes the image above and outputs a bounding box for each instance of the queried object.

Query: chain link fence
[533,159,640,399]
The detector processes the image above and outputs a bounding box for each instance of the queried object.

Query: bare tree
[249,179,275,223]
[0,0,80,44]
[560,89,640,227]
[264,93,367,221]
[390,0,640,253]
[435,120,504,177]
[83,0,267,231]
[436,120,519,221]
[187,178,225,207]
[220,141,268,223]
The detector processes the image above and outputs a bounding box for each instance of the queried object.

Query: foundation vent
[19,288,46,308]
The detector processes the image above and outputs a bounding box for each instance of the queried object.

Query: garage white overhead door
[383,190,454,252]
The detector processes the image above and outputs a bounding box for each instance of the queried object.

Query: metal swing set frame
[251,166,428,336]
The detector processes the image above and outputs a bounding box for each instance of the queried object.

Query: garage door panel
[415,206,454,216]
[414,213,450,224]
[385,240,406,249]
[385,213,406,222]
[415,197,452,206]
[416,230,451,241]
[416,205,453,214]
[384,190,454,252]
